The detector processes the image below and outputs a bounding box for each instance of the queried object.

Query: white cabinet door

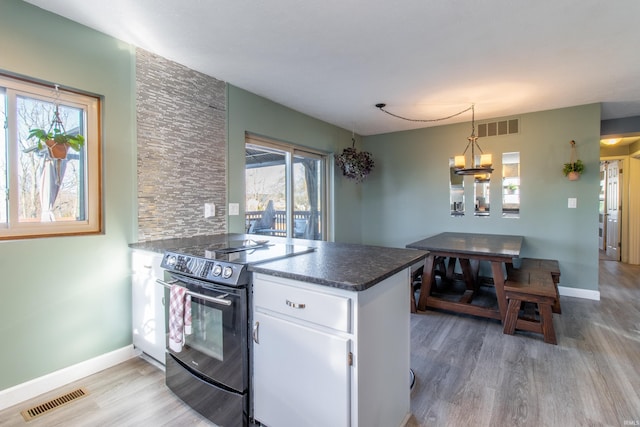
[131,250,166,363]
[253,310,351,427]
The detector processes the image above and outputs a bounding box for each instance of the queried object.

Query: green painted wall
[0,0,136,389]
[0,0,603,394]
[227,85,363,243]
[362,104,601,291]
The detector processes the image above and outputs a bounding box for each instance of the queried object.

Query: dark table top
[406,232,523,259]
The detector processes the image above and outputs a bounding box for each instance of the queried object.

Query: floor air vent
[20,387,89,421]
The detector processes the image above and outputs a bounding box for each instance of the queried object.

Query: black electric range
[160,238,315,286]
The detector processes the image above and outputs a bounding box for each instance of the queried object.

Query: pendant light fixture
[375,102,493,176]
[453,104,493,176]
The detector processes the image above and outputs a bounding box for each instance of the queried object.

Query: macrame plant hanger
[566,139,582,181]
[569,139,577,165]
[47,85,67,185]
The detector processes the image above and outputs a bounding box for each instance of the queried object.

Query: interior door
[599,163,606,251]
[606,160,621,260]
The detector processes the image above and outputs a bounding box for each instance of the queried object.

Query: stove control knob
[166,255,177,267]
[212,264,222,276]
[222,266,233,279]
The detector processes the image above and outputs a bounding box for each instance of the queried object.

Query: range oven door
[162,274,248,393]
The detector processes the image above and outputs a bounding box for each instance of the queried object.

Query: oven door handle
[156,279,233,306]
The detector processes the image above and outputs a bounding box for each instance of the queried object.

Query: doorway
[599,160,622,261]
[599,133,640,265]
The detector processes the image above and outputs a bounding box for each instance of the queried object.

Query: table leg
[417,254,436,311]
[491,261,507,322]
[446,257,456,282]
[459,258,480,291]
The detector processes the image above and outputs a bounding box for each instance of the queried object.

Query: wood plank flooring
[1,259,639,427]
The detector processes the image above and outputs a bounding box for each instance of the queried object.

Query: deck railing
[245,210,319,238]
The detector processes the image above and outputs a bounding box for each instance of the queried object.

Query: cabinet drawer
[254,278,351,333]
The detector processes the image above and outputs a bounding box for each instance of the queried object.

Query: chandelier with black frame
[375,102,493,177]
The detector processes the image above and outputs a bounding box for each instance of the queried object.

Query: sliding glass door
[245,135,326,240]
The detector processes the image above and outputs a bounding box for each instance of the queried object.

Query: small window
[0,75,101,239]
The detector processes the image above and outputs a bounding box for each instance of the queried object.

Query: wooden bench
[508,258,561,314]
[503,269,558,345]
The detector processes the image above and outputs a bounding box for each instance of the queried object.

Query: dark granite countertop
[129,234,237,254]
[129,233,427,292]
[249,241,426,291]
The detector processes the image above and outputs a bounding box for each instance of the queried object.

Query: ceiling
[600,136,640,148]
[23,0,640,136]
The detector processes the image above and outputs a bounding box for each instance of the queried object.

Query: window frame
[0,74,102,240]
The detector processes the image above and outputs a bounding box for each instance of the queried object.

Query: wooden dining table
[406,232,524,322]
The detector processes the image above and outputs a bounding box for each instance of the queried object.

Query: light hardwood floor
[1,259,639,427]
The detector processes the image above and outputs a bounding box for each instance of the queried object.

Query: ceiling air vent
[477,118,519,138]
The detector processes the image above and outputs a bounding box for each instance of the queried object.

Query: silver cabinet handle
[253,321,259,344]
[156,279,232,306]
[286,300,306,309]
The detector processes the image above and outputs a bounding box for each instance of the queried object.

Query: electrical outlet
[204,203,216,218]
[568,198,577,209]
[229,203,240,216]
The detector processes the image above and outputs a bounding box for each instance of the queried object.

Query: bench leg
[503,298,521,335]
[539,303,557,345]
[552,281,562,314]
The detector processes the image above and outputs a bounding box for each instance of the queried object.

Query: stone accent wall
[136,48,227,241]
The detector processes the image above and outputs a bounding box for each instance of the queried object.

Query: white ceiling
[23,0,640,136]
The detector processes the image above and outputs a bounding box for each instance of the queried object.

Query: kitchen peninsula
[129,234,427,427]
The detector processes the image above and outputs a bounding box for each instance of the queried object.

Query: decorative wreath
[335,140,375,183]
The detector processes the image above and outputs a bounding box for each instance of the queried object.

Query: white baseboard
[558,285,600,301]
[0,345,137,411]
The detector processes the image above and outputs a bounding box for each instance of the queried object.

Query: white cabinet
[253,310,350,427]
[131,249,166,364]
[252,270,411,427]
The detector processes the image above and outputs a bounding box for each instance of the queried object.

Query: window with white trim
[0,75,101,239]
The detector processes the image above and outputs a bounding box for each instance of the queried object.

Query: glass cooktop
[170,239,315,265]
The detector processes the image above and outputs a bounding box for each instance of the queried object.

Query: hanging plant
[335,138,375,182]
[563,159,584,179]
[24,104,85,159]
[23,96,86,187]
[563,140,584,181]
